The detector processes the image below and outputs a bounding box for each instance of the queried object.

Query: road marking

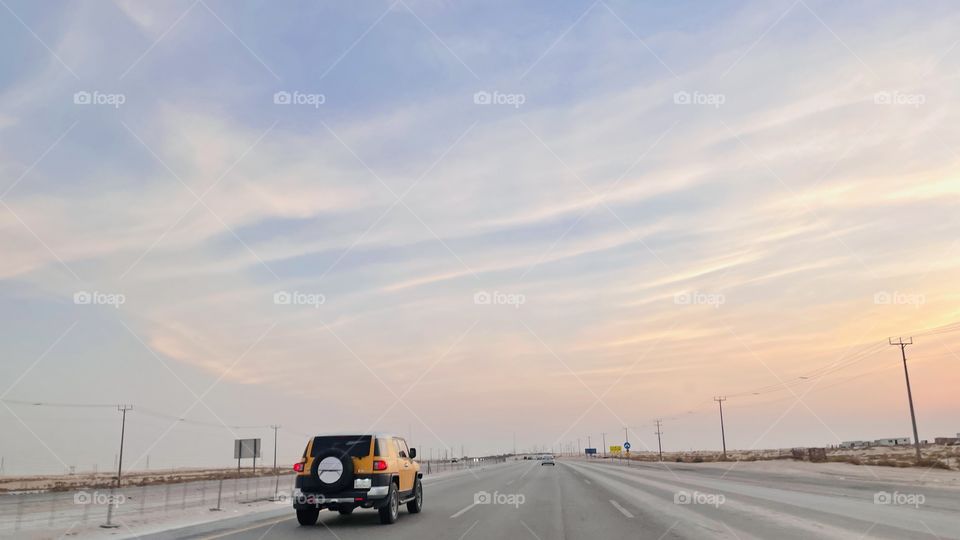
[450,502,478,518]
[609,499,634,518]
[583,478,592,484]
[197,516,293,540]
[459,519,480,539]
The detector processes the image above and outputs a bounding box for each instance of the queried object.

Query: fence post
[210,478,223,511]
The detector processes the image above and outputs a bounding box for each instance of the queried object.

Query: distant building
[934,437,959,445]
[874,437,910,446]
[839,441,870,449]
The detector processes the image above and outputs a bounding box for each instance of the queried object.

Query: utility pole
[602,433,607,458]
[587,435,592,457]
[270,425,281,499]
[102,405,132,529]
[577,438,581,456]
[513,432,516,455]
[115,405,132,487]
[654,420,663,461]
[889,337,923,461]
[714,397,727,460]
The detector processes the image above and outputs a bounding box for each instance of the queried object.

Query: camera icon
[673,91,691,105]
[874,92,892,105]
[873,291,891,305]
[673,491,691,504]
[274,91,292,105]
[474,491,491,504]
[874,491,892,505]
[74,291,92,305]
[274,291,292,305]
[474,291,491,305]
[673,292,691,305]
[73,91,92,105]
[473,91,492,105]
[74,491,91,504]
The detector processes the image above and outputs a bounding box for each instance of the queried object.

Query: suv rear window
[311,436,372,458]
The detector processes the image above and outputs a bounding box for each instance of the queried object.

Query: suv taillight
[293,462,305,472]
[373,460,388,471]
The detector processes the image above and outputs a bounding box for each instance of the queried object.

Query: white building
[874,437,910,446]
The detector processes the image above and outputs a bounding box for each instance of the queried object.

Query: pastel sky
[1,0,959,474]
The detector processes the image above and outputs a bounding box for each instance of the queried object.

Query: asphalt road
[141,459,960,540]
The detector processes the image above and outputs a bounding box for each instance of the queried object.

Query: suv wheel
[378,484,399,524]
[406,479,423,513]
[296,507,319,526]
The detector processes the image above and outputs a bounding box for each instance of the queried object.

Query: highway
[140,459,960,540]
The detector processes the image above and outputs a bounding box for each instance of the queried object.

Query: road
[141,459,960,540]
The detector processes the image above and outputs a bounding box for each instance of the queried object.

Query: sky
[1,0,959,475]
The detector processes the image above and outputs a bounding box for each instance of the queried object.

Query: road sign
[234,439,261,459]
[623,441,631,451]
[609,445,622,454]
[585,448,597,455]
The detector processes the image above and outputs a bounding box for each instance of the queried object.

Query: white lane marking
[609,499,634,518]
[459,520,480,539]
[584,478,592,484]
[450,502,478,519]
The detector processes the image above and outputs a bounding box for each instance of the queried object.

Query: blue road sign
[623,442,631,450]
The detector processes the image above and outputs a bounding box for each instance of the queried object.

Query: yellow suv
[292,434,422,525]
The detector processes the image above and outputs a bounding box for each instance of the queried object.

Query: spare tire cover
[311,452,354,493]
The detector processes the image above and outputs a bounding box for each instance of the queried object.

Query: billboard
[585,448,597,455]
[234,438,261,459]
[609,445,622,454]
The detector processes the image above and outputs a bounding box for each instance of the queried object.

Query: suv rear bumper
[293,474,393,509]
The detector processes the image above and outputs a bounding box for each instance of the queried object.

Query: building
[874,437,911,446]
[839,441,870,449]
[934,437,959,445]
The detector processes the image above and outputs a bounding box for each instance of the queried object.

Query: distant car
[451,458,459,463]
[292,434,422,526]
[541,456,556,466]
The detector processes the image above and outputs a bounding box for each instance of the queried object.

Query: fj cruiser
[292,434,423,525]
